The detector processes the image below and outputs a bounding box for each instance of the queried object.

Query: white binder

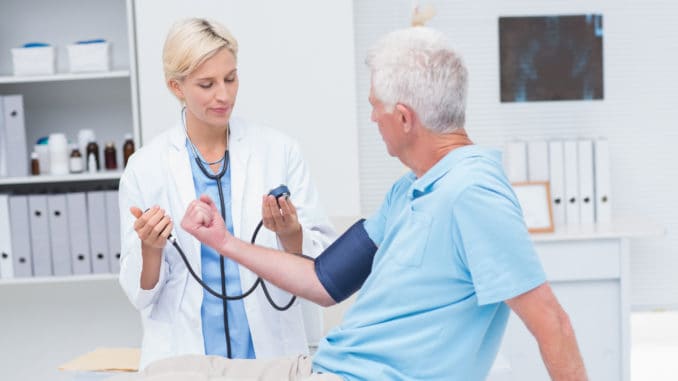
[105,190,121,273]
[504,141,528,183]
[0,95,29,177]
[47,194,72,276]
[87,191,110,273]
[28,194,52,276]
[527,140,549,182]
[594,138,612,224]
[9,195,33,277]
[548,141,566,227]
[563,140,580,225]
[67,192,93,275]
[577,140,595,224]
[0,194,15,278]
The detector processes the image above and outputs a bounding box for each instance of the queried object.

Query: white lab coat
[118,117,336,369]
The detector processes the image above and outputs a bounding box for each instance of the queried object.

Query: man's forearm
[537,309,588,380]
[219,236,336,306]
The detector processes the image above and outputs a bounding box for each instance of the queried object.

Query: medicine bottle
[31,152,40,175]
[86,141,100,171]
[104,142,118,170]
[122,134,135,167]
[69,145,84,173]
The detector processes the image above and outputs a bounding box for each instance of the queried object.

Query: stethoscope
[168,108,296,357]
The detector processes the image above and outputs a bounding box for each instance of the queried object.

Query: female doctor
[118,18,335,369]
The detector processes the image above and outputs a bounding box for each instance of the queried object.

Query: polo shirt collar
[409,145,484,198]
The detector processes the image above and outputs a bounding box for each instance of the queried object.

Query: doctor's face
[176,47,239,128]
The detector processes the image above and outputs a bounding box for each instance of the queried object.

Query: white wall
[353,1,678,309]
[134,0,360,217]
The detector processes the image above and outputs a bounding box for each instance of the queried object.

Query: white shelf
[0,70,130,84]
[0,171,122,186]
[531,220,665,242]
[0,273,117,285]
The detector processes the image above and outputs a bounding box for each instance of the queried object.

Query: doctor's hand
[181,194,232,251]
[130,206,173,250]
[262,194,302,239]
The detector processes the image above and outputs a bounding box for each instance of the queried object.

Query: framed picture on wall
[512,181,554,233]
[499,14,604,102]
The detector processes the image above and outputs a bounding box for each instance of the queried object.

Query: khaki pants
[108,354,342,381]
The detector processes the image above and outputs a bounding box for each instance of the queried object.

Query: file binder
[87,191,110,273]
[548,141,566,227]
[594,138,612,224]
[527,140,549,182]
[0,95,29,177]
[48,194,72,276]
[0,194,15,278]
[67,192,93,275]
[504,141,528,182]
[28,194,53,276]
[9,195,33,277]
[577,140,595,224]
[563,140,580,225]
[105,190,121,273]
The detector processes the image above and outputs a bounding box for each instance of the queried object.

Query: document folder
[548,141,566,227]
[577,140,595,224]
[504,141,528,182]
[563,140,580,225]
[0,95,29,177]
[87,191,110,273]
[105,190,121,273]
[594,138,612,224]
[0,194,15,278]
[9,195,33,277]
[28,194,52,276]
[48,194,72,276]
[67,192,92,275]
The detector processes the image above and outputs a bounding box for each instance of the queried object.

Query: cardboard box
[11,46,56,76]
[67,42,111,73]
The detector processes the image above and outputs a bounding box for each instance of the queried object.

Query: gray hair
[366,27,468,133]
[163,18,238,84]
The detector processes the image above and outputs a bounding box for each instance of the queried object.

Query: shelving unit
[0,2,141,380]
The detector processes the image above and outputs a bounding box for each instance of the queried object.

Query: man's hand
[181,194,231,250]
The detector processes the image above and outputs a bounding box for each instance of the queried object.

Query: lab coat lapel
[229,119,259,290]
[167,124,201,265]
[229,118,250,239]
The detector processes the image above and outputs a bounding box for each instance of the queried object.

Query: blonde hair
[163,18,238,84]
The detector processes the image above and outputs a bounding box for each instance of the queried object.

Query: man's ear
[395,103,414,132]
[168,79,184,101]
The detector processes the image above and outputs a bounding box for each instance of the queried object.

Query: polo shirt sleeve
[452,184,546,305]
[362,189,391,247]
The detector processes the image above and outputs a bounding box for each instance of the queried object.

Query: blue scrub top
[187,141,255,359]
[313,145,546,380]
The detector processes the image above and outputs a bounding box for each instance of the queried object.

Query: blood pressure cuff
[314,219,378,303]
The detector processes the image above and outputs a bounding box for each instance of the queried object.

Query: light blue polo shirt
[312,145,546,381]
[187,142,255,359]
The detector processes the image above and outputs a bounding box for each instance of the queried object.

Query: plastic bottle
[104,141,117,170]
[86,141,100,171]
[87,152,97,173]
[122,133,135,168]
[48,133,69,175]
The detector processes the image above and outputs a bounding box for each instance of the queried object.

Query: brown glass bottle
[30,152,40,175]
[122,134,135,168]
[86,141,100,171]
[104,142,117,170]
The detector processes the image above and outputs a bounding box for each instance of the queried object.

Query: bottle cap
[31,151,39,159]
